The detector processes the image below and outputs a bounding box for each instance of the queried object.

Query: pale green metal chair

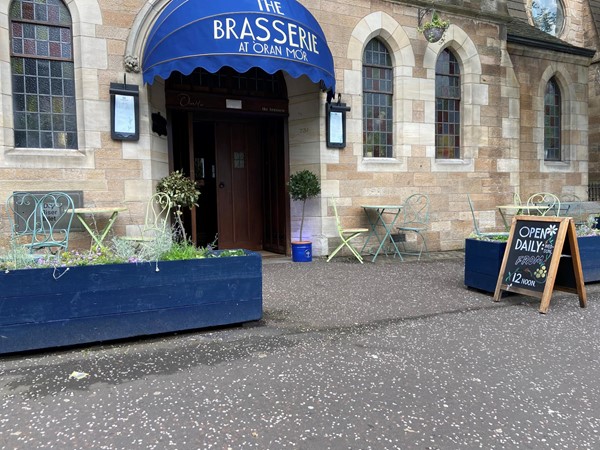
[122,192,173,243]
[561,194,584,226]
[467,193,509,238]
[396,193,431,260]
[513,192,523,209]
[327,199,368,263]
[6,192,38,246]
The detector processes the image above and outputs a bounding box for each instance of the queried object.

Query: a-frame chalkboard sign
[493,216,587,314]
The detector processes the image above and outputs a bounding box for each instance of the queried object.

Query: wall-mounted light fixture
[110,78,139,141]
[326,93,351,149]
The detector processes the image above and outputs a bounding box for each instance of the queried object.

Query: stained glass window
[435,49,461,159]
[544,77,561,161]
[10,0,77,149]
[363,39,393,158]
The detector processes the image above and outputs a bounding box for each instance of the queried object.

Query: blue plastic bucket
[292,242,312,262]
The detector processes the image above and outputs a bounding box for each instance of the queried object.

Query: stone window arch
[536,66,582,171]
[544,77,561,161]
[423,26,483,171]
[9,0,77,149]
[346,11,415,172]
[362,38,393,158]
[435,48,461,159]
[0,0,104,168]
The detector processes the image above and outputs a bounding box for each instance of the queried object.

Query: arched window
[544,77,561,161]
[9,0,77,149]
[435,49,460,159]
[363,38,393,158]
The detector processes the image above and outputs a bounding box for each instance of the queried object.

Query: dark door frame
[166,108,290,254]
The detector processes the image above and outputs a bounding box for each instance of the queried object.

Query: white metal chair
[526,193,561,216]
[327,199,368,263]
[467,193,509,238]
[396,193,431,260]
[122,192,173,243]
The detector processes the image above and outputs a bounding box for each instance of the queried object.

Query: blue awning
[142,0,336,92]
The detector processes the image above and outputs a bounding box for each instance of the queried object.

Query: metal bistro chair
[327,199,369,263]
[6,192,38,250]
[561,194,584,226]
[467,193,509,238]
[6,191,75,254]
[122,192,173,243]
[526,192,562,217]
[396,193,431,260]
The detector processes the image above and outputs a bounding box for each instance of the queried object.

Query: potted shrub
[0,233,262,355]
[288,169,321,262]
[156,170,201,241]
[418,11,450,43]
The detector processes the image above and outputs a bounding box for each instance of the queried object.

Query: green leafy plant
[468,232,509,242]
[0,231,246,272]
[160,240,208,261]
[288,169,321,242]
[418,11,450,43]
[0,241,41,271]
[418,11,450,31]
[57,246,126,266]
[156,170,201,241]
[586,214,600,230]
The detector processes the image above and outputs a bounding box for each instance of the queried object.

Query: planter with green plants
[465,223,600,293]
[288,169,321,262]
[418,11,450,43]
[156,169,201,241]
[0,186,262,355]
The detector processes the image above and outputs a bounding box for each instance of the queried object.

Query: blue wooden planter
[0,251,262,354]
[465,236,600,294]
[464,238,507,293]
[577,236,600,283]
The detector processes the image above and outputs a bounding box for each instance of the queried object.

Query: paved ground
[1,252,600,449]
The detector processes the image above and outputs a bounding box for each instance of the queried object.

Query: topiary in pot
[156,170,200,242]
[288,169,321,243]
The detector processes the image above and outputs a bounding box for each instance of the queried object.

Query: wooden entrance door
[215,121,263,250]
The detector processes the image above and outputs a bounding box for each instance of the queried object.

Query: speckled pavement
[1,253,600,449]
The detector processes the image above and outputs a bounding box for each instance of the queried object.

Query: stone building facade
[0,0,597,255]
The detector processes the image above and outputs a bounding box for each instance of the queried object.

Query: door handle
[219,182,225,188]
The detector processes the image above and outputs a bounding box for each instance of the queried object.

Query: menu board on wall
[493,216,587,314]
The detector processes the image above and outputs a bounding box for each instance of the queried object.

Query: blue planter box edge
[464,236,600,294]
[0,251,263,355]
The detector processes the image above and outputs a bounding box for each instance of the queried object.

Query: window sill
[432,158,473,172]
[2,147,94,169]
[358,157,405,172]
[542,160,573,172]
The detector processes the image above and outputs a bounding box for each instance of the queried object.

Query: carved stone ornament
[124,55,140,73]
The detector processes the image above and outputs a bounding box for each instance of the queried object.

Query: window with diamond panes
[363,39,393,158]
[435,49,461,159]
[10,0,77,149]
[544,77,561,161]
